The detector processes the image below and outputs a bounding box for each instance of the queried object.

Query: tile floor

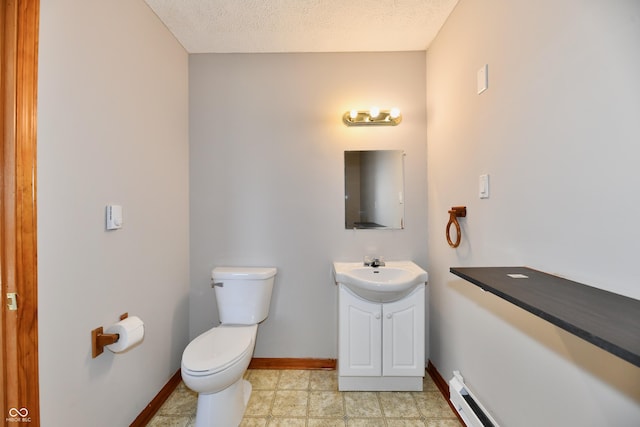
[148,369,462,427]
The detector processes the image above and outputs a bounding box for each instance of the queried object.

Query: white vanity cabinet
[382,287,425,376]
[338,283,425,391]
[338,284,382,377]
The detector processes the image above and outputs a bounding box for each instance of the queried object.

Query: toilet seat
[182,326,255,377]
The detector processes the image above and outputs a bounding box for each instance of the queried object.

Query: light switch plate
[477,64,488,94]
[479,174,490,199]
[106,205,123,230]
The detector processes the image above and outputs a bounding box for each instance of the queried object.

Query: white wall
[426,1,640,426]
[189,52,428,358]
[37,1,189,426]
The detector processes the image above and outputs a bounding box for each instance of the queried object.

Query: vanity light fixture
[343,106,402,126]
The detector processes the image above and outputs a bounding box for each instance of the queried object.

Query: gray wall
[37,1,189,425]
[426,1,640,426]
[189,52,428,357]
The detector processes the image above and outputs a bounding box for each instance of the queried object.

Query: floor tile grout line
[306,371,312,424]
[341,388,347,424]
[375,391,386,422]
[269,370,282,420]
[411,389,427,422]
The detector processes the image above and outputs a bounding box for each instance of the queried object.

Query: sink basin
[333,261,428,302]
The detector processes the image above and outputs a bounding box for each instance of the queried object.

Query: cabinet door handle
[375,313,381,319]
[386,313,392,319]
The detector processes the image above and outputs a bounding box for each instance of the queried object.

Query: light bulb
[369,106,380,119]
[390,107,400,119]
[349,110,358,119]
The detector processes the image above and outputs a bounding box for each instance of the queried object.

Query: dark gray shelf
[449,266,640,367]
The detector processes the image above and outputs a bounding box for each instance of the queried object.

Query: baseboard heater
[449,371,500,427]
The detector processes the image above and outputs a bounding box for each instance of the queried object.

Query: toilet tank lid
[212,267,277,280]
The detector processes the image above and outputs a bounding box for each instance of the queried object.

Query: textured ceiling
[144,0,459,53]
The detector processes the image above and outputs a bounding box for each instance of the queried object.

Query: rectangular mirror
[344,150,405,229]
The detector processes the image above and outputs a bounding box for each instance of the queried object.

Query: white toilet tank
[212,267,277,325]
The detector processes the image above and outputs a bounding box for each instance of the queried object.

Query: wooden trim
[248,358,336,370]
[1,0,40,425]
[426,360,449,397]
[426,360,465,426]
[0,0,9,414]
[129,370,182,427]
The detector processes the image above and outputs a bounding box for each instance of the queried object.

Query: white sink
[333,261,428,302]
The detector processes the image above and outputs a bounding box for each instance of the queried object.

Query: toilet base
[194,378,252,427]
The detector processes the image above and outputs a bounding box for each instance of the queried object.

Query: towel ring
[446,206,467,248]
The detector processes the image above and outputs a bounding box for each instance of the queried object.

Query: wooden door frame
[1,1,40,425]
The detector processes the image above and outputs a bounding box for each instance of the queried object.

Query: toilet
[181,266,277,427]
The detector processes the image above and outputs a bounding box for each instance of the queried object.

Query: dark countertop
[449,266,640,368]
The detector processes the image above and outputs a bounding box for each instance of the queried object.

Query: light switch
[477,64,488,94]
[106,205,123,230]
[479,174,490,199]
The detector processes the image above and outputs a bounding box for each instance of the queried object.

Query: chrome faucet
[364,257,385,268]
[371,258,385,267]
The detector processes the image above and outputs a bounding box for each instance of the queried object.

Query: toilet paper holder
[91,312,128,358]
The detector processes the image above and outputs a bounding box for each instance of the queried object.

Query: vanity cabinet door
[382,285,425,376]
[338,285,382,376]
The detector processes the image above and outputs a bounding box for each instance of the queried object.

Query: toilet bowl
[181,267,276,427]
[181,325,257,427]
